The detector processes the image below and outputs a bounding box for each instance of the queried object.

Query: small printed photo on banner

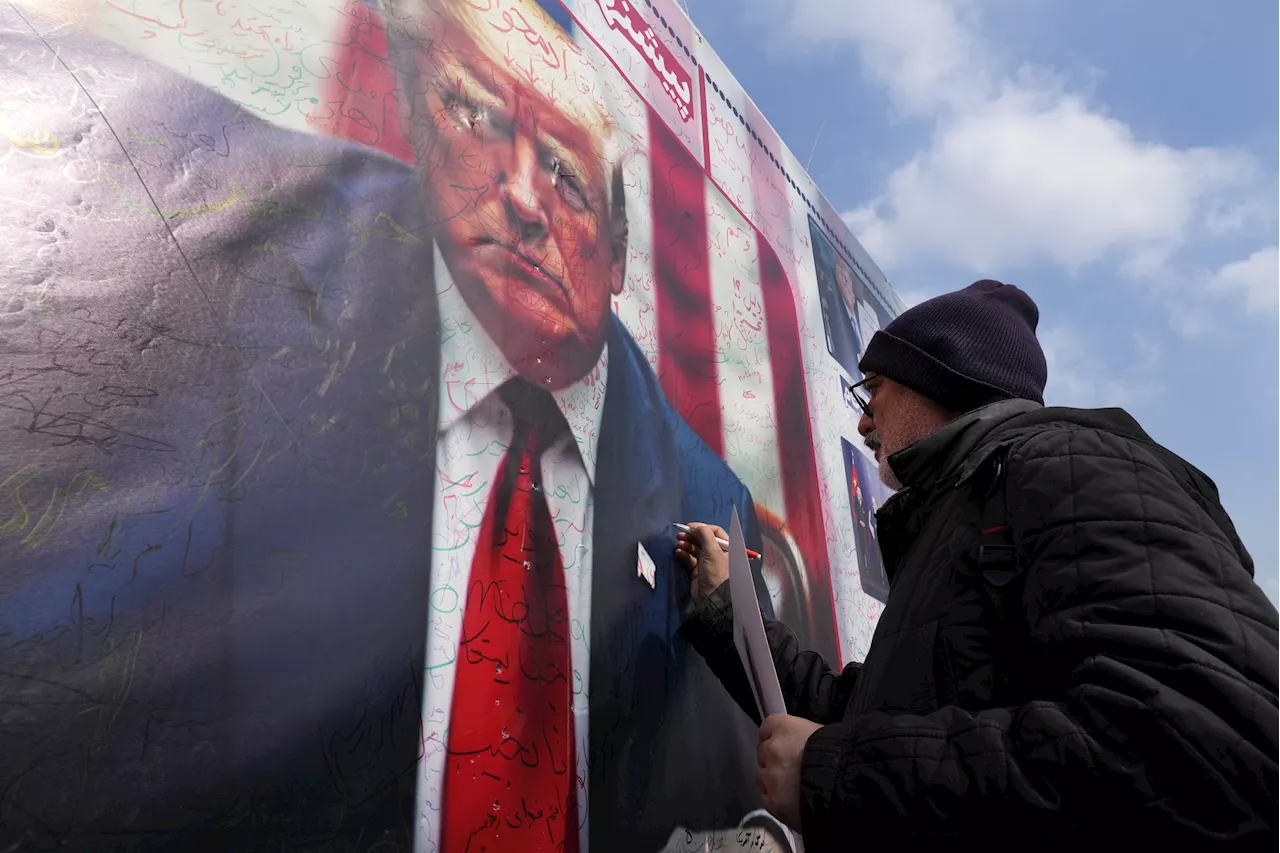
[840,375,861,415]
[811,216,893,380]
[841,437,893,603]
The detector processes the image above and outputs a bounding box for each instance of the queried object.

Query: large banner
[0,1,902,850]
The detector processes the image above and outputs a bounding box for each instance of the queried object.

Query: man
[677,280,1279,848]
[381,2,776,850]
[0,3,775,852]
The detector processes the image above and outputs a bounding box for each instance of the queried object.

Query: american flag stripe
[646,75,843,662]
[758,242,842,663]
[704,177,787,516]
[745,96,843,665]
[650,106,724,457]
[319,3,412,164]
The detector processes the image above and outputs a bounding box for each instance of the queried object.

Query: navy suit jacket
[586,316,773,851]
[0,17,771,852]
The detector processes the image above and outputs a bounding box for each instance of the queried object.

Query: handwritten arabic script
[595,0,692,122]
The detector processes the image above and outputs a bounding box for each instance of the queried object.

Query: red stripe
[759,241,842,664]
[650,107,723,456]
[319,4,414,163]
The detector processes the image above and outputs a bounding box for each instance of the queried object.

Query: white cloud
[1207,247,1279,313]
[1039,325,1163,410]
[784,0,990,115]
[763,0,1273,318]
[846,92,1257,273]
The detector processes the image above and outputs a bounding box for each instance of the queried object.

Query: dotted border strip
[639,0,897,313]
[702,69,895,312]
[642,0,698,67]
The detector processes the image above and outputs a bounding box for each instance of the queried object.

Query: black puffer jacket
[687,400,1278,848]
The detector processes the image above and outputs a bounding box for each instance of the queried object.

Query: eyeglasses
[846,376,874,418]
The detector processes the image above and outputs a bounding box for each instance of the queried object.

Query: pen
[672,523,762,560]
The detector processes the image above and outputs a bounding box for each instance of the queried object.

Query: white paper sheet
[728,508,787,720]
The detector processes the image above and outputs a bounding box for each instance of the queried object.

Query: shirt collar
[434,243,608,484]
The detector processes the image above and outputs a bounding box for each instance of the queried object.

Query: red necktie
[442,381,580,853]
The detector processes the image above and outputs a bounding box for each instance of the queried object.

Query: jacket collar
[595,315,675,527]
[887,398,1044,489]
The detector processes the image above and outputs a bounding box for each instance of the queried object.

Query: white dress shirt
[415,245,605,853]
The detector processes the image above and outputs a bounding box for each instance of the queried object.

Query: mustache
[864,431,882,453]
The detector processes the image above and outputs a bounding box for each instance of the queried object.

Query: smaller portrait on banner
[811,217,864,379]
[842,437,891,603]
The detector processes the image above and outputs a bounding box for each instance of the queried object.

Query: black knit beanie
[858,279,1047,414]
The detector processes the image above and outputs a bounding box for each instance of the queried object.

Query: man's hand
[757,714,822,832]
[674,522,730,603]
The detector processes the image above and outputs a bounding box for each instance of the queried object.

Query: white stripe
[705,182,785,515]
[608,101,659,374]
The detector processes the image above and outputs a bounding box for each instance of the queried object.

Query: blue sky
[681,0,1278,604]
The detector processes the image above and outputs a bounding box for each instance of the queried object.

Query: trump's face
[414,10,625,389]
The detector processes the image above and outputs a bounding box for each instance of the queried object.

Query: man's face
[415,13,624,389]
[857,374,952,488]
